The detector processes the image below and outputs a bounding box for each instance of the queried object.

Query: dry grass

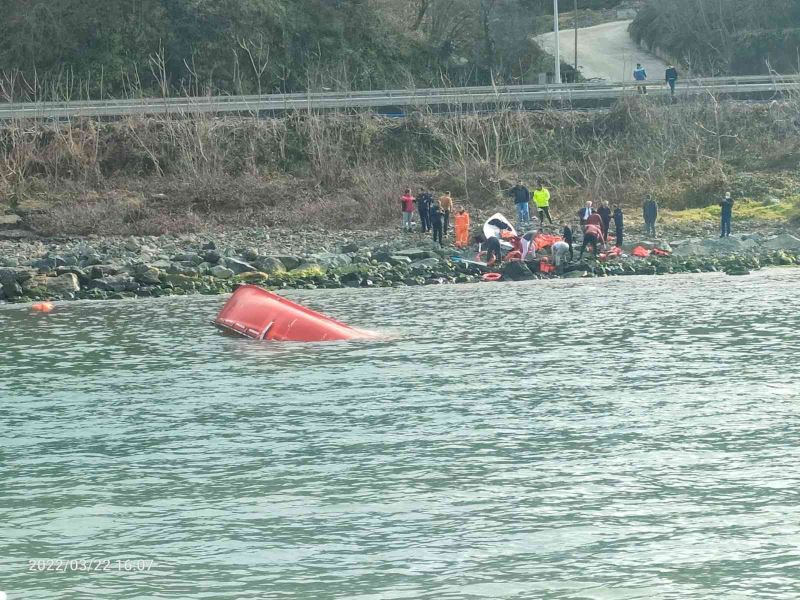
[3,94,800,236]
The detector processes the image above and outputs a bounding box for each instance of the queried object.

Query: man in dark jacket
[562,222,574,261]
[719,192,734,238]
[577,201,594,226]
[415,189,433,233]
[597,201,612,240]
[665,65,679,98]
[430,201,444,246]
[506,181,531,228]
[643,196,658,237]
[613,205,624,247]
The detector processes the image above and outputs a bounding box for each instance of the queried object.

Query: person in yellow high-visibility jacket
[454,206,471,248]
[533,178,553,225]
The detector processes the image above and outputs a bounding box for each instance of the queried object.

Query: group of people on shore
[400,181,736,259]
[401,188,472,247]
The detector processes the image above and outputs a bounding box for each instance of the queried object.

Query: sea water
[2,271,800,599]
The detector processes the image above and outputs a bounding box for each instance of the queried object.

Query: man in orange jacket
[454,206,470,248]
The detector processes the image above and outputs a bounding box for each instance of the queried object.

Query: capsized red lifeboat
[213,285,376,342]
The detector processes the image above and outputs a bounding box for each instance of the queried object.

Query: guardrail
[1,75,798,120]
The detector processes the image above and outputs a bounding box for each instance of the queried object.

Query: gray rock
[33,256,66,270]
[90,264,120,279]
[395,248,438,260]
[210,265,235,279]
[0,268,35,285]
[134,267,162,285]
[44,273,80,294]
[502,261,535,281]
[81,253,104,266]
[241,248,259,262]
[276,255,301,270]
[309,253,352,269]
[0,229,37,240]
[164,273,196,288]
[389,255,413,266]
[340,242,360,254]
[22,275,50,292]
[672,243,711,257]
[202,250,221,264]
[55,266,89,283]
[763,234,800,251]
[0,213,22,228]
[172,253,203,265]
[89,275,138,292]
[410,258,440,270]
[124,239,141,253]
[1,281,23,298]
[253,256,286,275]
[562,270,586,278]
[223,258,257,274]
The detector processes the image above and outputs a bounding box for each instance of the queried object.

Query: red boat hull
[213,285,374,342]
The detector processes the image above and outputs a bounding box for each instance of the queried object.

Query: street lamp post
[553,0,561,84]
[574,0,579,73]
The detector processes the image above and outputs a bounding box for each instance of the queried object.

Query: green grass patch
[665,196,800,224]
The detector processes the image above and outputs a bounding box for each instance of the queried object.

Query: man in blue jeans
[633,63,647,94]
[719,192,734,237]
[506,181,531,228]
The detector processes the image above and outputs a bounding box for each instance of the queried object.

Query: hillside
[0,0,629,100]
[630,0,800,75]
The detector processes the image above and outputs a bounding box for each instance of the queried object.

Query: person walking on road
[719,192,734,238]
[533,179,553,225]
[643,196,658,237]
[634,63,648,94]
[665,64,679,99]
[400,188,415,231]
[415,189,432,233]
[613,205,624,247]
[439,191,454,235]
[506,181,531,228]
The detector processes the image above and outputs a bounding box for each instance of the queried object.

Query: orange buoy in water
[482,272,503,282]
[31,302,55,313]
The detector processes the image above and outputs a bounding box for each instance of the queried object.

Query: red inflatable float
[482,273,503,282]
[213,285,376,342]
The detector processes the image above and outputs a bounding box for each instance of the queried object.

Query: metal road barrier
[1,75,798,120]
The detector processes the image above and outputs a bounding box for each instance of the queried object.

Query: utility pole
[574,0,578,74]
[553,0,561,84]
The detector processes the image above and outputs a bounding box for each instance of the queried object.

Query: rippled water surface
[2,271,800,599]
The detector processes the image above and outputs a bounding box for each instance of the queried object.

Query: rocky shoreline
[2,226,800,304]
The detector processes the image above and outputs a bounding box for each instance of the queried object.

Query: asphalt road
[536,20,668,81]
